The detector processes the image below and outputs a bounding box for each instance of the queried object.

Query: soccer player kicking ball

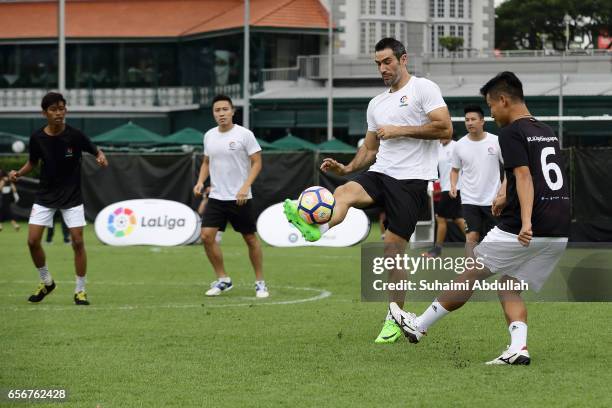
[389,72,570,365]
[283,38,453,343]
[9,92,108,305]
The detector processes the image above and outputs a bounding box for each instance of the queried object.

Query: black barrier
[5,147,612,241]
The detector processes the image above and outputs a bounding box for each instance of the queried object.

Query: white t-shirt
[437,140,461,191]
[366,76,447,180]
[203,124,261,201]
[451,132,503,206]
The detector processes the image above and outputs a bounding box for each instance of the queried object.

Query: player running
[283,38,453,343]
[389,72,570,365]
[9,92,108,305]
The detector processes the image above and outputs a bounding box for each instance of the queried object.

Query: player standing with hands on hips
[193,95,269,298]
[9,92,108,305]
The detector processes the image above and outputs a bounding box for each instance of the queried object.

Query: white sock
[75,275,86,293]
[415,300,449,332]
[219,276,231,283]
[318,223,330,235]
[255,280,266,287]
[37,265,52,286]
[508,321,528,353]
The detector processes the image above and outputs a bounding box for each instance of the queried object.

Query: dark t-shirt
[29,125,98,209]
[498,117,570,237]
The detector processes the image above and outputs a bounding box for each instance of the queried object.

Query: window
[361,0,366,15]
[468,25,472,48]
[369,22,377,52]
[437,0,444,18]
[430,25,435,53]
[429,0,435,18]
[450,25,456,37]
[382,0,387,15]
[468,0,471,18]
[400,22,406,44]
[458,0,464,18]
[458,25,464,40]
[450,0,456,18]
[400,0,405,16]
[437,25,445,55]
[381,22,388,38]
[390,0,396,15]
[390,22,396,38]
[369,0,376,14]
[360,22,366,54]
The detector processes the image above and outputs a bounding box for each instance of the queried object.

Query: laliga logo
[107,207,187,238]
[107,207,137,237]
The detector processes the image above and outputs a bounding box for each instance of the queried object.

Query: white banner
[94,199,199,246]
[257,202,370,247]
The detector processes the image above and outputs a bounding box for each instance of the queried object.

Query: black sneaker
[74,291,90,305]
[28,281,56,303]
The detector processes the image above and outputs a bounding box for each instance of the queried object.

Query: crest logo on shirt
[487,146,496,155]
[399,95,409,107]
[65,147,74,158]
[228,141,238,150]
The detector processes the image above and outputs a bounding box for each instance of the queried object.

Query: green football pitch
[1,224,611,407]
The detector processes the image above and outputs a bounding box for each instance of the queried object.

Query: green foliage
[496,0,612,50]
[0,154,39,178]
[438,36,464,52]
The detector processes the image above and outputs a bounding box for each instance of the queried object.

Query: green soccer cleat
[283,199,321,242]
[374,319,402,344]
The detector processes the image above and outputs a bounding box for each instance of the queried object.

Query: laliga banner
[94,199,200,246]
[257,202,370,247]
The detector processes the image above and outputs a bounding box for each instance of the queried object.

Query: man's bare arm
[320,131,379,176]
[376,106,453,141]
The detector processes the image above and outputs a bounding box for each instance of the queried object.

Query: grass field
[1,223,611,407]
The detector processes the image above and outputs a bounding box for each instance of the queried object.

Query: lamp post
[243,0,250,129]
[559,13,571,148]
[326,0,334,141]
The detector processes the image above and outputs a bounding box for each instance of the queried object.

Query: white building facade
[324,0,495,56]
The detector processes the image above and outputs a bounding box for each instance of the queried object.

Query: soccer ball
[12,140,25,153]
[298,186,335,224]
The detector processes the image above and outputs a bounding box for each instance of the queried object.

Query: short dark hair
[479,71,524,101]
[212,94,233,108]
[374,37,407,61]
[464,105,484,118]
[41,92,66,111]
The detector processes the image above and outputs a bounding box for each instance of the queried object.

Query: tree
[495,0,612,50]
[438,36,464,52]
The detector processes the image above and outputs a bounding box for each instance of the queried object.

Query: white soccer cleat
[388,302,424,343]
[486,347,531,365]
[205,280,233,296]
[255,281,269,298]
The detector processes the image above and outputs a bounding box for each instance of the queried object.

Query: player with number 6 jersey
[389,72,570,366]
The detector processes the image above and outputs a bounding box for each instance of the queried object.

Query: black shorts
[462,204,497,235]
[201,198,257,234]
[436,191,462,219]
[353,171,428,241]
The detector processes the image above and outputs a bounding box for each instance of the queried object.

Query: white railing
[423,49,612,59]
[260,67,299,81]
[0,83,261,108]
[297,54,422,79]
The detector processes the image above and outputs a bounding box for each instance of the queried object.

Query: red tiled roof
[0,0,330,40]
